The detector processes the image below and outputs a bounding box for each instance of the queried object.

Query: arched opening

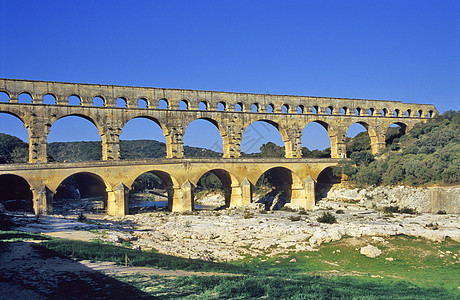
[158,99,168,109]
[43,94,56,105]
[406,109,411,117]
[0,92,9,102]
[312,106,318,114]
[251,103,259,112]
[267,104,274,113]
[217,102,226,111]
[241,120,284,156]
[129,170,174,213]
[0,174,33,213]
[54,172,108,215]
[47,116,102,162]
[138,99,148,108]
[418,110,423,118]
[92,96,105,107]
[394,109,400,117]
[0,113,29,163]
[301,121,331,158]
[183,119,223,157]
[255,167,293,210]
[316,167,341,202]
[385,123,407,151]
[297,105,304,114]
[355,108,361,116]
[341,107,347,115]
[381,108,387,117]
[368,108,374,116]
[116,97,127,108]
[327,106,333,115]
[68,95,81,106]
[428,110,433,118]
[18,93,33,104]
[179,100,189,110]
[282,104,289,113]
[346,122,371,157]
[194,169,233,210]
[235,103,243,112]
[199,101,208,110]
[120,117,166,159]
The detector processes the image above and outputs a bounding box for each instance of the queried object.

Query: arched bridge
[0,79,438,215]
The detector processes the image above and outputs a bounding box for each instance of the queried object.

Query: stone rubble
[11,199,460,262]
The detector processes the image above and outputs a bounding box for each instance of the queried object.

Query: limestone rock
[360,245,382,258]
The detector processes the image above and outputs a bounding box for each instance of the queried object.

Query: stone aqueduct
[0,79,438,216]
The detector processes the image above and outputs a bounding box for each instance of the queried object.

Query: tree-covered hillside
[334,110,460,186]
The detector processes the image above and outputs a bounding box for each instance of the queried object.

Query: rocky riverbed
[11,199,460,262]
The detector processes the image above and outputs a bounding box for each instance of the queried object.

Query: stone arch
[0,90,10,102]
[381,108,388,116]
[301,120,334,158]
[312,105,319,114]
[251,103,259,112]
[121,115,168,138]
[217,101,226,111]
[355,107,361,116]
[345,121,380,155]
[267,103,274,113]
[297,105,304,114]
[193,168,240,208]
[254,166,302,209]
[49,113,103,134]
[341,107,347,115]
[116,97,127,108]
[406,109,411,117]
[282,104,289,113]
[53,171,110,215]
[241,119,289,157]
[68,94,82,106]
[158,99,168,109]
[394,109,400,117]
[18,92,33,104]
[42,93,57,105]
[92,96,105,107]
[385,121,408,149]
[234,102,243,112]
[0,174,33,213]
[179,100,189,110]
[198,101,208,110]
[368,108,374,116]
[315,166,341,202]
[183,117,226,156]
[327,106,333,115]
[138,98,148,108]
[129,170,178,212]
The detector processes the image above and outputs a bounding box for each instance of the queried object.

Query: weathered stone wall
[0,78,438,162]
[325,185,460,213]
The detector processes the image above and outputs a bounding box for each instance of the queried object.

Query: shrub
[383,206,400,214]
[336,209,345,214]
[77,212,87,222]
[437,210,447,215]
[317,212,337,224]
[399,207,417,214]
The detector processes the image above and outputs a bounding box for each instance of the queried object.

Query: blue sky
[0,0,459,153]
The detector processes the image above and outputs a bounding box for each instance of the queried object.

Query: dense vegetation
[335,110,460,186]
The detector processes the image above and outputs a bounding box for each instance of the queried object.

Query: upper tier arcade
[0,78,438,163]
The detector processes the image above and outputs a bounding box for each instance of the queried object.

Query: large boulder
[360,245,382,258]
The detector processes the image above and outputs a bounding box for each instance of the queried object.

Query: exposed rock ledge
[324,185,460,214]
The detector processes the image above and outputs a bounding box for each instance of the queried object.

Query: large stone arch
[120,115,169,138]
[0,174,33,213]
[345,120,382,155]
[241,118,291,157]
[192,168,240,207]
[128,169,179,212]
[183,116,227,156]
[49,113,104,135]
[301,119,336,157]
